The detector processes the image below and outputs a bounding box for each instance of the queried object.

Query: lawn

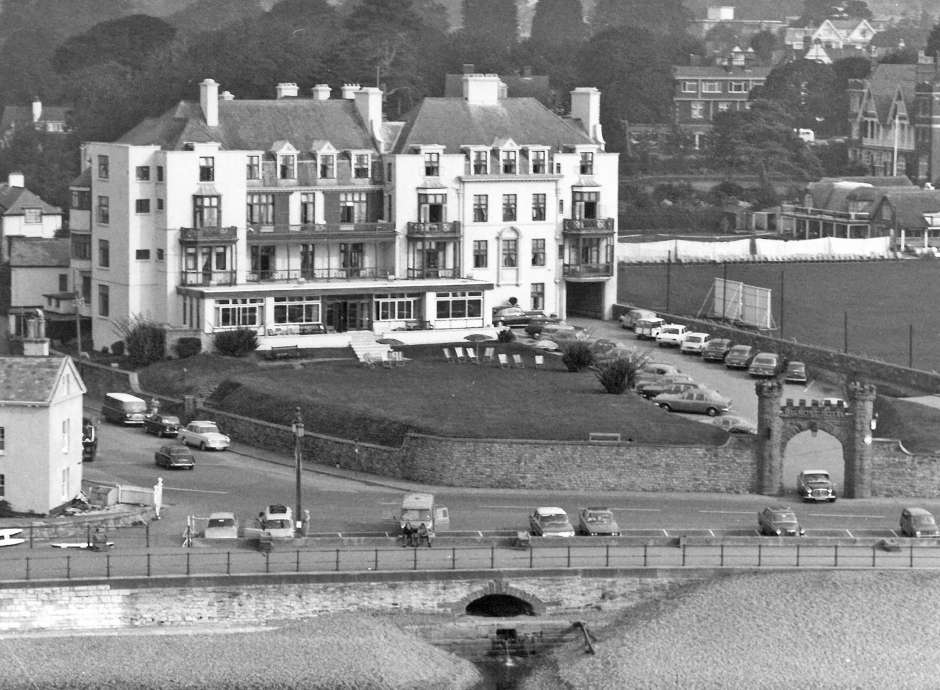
[618,258,940,370]
[138,343,729,447]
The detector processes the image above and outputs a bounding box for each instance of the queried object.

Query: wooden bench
[265,345,299,360]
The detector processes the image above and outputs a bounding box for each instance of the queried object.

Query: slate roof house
[0,99,70,148]
[0,172,62,261]
[72,75,617,353]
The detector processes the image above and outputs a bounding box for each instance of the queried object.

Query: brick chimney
[276,82,299,99]
[200,78,219,127]
[570,87,603,146]
[355,87,383,140]
[312,84,331,100]
[22,309,50,357]
[341,83,360,99]
[8,171,24,188]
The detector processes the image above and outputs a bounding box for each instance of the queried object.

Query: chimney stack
[312,84,332,100]
[355,87,384,140]
[22,309,50,357]
[220,90,235,101]
[31,98,41,123]
[276,82,299,99]
[462,74,502,105]
[569,87,604,148]
[341,83,361,99]
[200,78,219,127]
[8,172,24,188]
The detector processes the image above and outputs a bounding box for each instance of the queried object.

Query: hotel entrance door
[326,299,371,332]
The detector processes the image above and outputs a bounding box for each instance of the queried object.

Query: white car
[261,504,295,538]
[204,512,239,539]
[178,420,231,450]
[656,324,688,347]
[679,332,711,354]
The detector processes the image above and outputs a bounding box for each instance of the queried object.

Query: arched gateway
[755,379,877,498]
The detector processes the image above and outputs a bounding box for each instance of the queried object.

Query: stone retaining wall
[0,570,711,632]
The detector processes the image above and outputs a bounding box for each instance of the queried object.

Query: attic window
[472,150,488,175]
[424,152,440,176]
[354,153,371,179]
[279,154,296,180]
[23,208,41,223]
[501,150,517,174]
[319,154,335,179]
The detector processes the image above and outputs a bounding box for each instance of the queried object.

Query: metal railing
[2,541,938,583]
[245,267,394,282]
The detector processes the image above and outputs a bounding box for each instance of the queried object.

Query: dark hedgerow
[213,328,259,357]
[175,337,202,359]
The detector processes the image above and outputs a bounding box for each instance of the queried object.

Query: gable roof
[0,356,81,405]
[875,190,940,228]
[0,104,71,135]
[118,98,377,153]
[8,237,70,267]
[0,183,62,216]
[806,177,914,210]
[393,97,594,154]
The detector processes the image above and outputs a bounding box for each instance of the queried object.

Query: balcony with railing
[562,218,616,234]
[180,270,236,286]
[247,222,395,241]
[780,205,871,222]
[405,267,460,279]
[405,221,461,238]
[245,266,396,282]
[179,226,238,243]
[562,262,614,278]
[253,160,383,187]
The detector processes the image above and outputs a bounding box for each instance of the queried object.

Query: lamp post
[291,407,304,535]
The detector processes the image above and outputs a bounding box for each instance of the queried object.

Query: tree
[462,0,518,51]
[749,29,778,63]
[751,60,845,137]
[590,0,690,37]
[530,0,586,49]
[0,128,79,212]
[926,22,940,58]
[52,15,177,73]
[832,55,872,82]
[706,99,823,178]
[799,0,872,24]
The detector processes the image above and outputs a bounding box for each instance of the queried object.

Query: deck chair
[391,351,407,366]
[497,353,510,368]
[482,347,495,363]
[512,354,525,368]
[533,354,544,368]
[442,347,454,363]
[453,346,467,363]
[466,348,479,365]
[360,353,376,369]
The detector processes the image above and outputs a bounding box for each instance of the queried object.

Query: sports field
[618,258,939,370]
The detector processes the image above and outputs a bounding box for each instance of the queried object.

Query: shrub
[175,337,202,359]
[110,340,125,356]
[560,340,594,372]
[113,316,166,368]
[214,328,259,356]
[0,500,12,517]
[496,328,515,343]
[592,351,650,394]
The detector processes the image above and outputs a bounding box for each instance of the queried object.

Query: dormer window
[472,150,488,175]
[319,154,335,179]
[279,154,296,180]
[246,155,260,180]
[502,150,517,174]
[354,153,371,179]
[199,156,215,182]
[530,150,547,174]
[579,152,594,175]
[424,152,440,176]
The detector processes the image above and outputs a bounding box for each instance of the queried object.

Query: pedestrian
[402,520,414,547]
[417,522,431,548]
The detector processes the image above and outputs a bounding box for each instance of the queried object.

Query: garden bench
[265,345,299,360]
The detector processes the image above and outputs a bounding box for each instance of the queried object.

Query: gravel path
[525,570,940,689]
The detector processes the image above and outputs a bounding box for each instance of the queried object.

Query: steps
[347,331,392,364]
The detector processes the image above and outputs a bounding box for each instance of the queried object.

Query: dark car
[494,306,547,328]
[797,470,836,502]
[758,505,804,536]
[636,376,698,399]
[724,344,754,369]
[702,338,732,362]
[784,360,808,384]
[577,507,621,536]
[154,444,195,470]
[748,352,779,378]
[899,507,940,538]
[143,413,181,437]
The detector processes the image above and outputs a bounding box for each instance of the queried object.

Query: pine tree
[530,0,586,49]
[462,0,519,50]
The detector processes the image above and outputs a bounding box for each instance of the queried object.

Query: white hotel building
[71,75,618,352]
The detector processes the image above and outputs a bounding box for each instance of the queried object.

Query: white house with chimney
[72,75,617,352]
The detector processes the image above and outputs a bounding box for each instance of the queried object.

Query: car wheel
[829,497,837,503]
[706,407,719,417]
[659,403,672,412]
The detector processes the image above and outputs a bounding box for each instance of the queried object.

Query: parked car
[529,507,575,537]
[178,420,230,450]
[261,504,295,538]
[797,470,837,503]
[656,324,688,347]
[711,415,757,434]
[899,507,940,538]
[101,392,148,425]
[701,338,733,362]
[724,344,754,369]
[619,308,657,329]
[523,313,561,337]
[679,332,711,355]
[634,317,665,340]
[748,352,780,378]
[577,507,621,536]
[784,360,808,384]
[540,322,586,344]
[635,363,682,381]
[154,444,195,470]
[143,413,180,437]
[494,306,545,327]
[758,506,805,536]
[636,375,698,399]
[653,388,731,416]
[204,512,239,539]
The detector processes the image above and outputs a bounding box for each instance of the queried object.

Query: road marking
[163,487,228,494]
[807,513,884,519]
[699,510,754,515]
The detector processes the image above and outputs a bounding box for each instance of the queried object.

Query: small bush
[560,340,594,372]
[0,500,13,517]
[113,315,166,368]
[175,337,202,359]
[592,351,650,394]
[110,340,126,356]
[496,328,515,343]
[214,328,259,357]
[100,345,110,355]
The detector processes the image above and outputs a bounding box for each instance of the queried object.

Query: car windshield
[913,515,936,526]
[208,518,234,528]
[402,509,431,522]
[585,511,613,523]
[540,514,568,524]
[730,347,749,355]
[162,416,180,424]
[804,473,828,482]
[194,424,219,433]
[755,355,775,364]
[127,401,148,413]
[265,519,291,530]
[170,448,190,456]
[773,511,797,522]
[663,328,681,335]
